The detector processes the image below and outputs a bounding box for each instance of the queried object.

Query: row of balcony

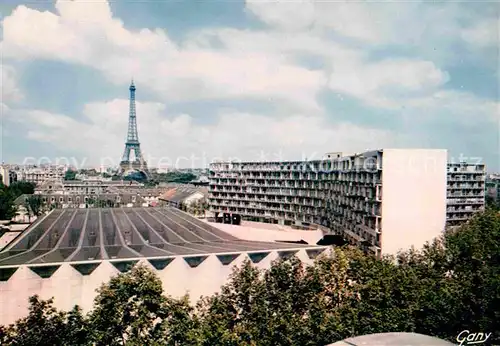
[446,207,484,214]
[447,192,485,198]
[210,189,325,198]
[446,198,484,205]
[446,214,471,221]
[210,196,322,208]
[210,171,384,182]
[210,200,318,215]
[210,193,322,205]
[447,175,486,182]
[447,184,484,190]
[209,205,316,223]
[210,161,382,173]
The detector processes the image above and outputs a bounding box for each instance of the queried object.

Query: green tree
[1,210,499,345]
[86,198,95,208]
[25,195,43,217]
[439,209,500,342]
[64,170,77,181]
[93,199,108,208]
[62,306,92,346]
[154,172,196,184]
[89,264,201,346]
[0,184,16,220]
[7,181,36,199]
[197,254,353,346]
[485,195,499,211]
[187,201,201,216]
[178,202,187,212]
[0,296,72,346]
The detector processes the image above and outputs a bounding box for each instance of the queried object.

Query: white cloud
[1,0,486,114]
[246,0,462,45]
[329,58,449,109]
[461,18,500,48]
[9,99,396,168]
[1,64,23,103]
[1,0,498,168]
[1,1,326,111]
[245,0,493,66]
[406,90,500,124]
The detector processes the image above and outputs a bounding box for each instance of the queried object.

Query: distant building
[16,166,66,185]
[210,149,448,257]
[35,178,142,195]
[0,166,18,186]
[446,162,486,228]
[15,193,148,209]
[159,186,208,208]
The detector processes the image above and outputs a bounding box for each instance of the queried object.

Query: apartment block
[446,162,486,227]
[0,166,18,186]
[17,167,65,185]
[209,149,448,256]
[35,178,142,195]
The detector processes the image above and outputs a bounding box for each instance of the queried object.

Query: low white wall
[206,221,324,245]
[0,248,327,326]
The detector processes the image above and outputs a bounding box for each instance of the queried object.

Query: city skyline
[0,0,498,169]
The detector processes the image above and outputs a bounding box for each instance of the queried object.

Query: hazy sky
[0,0,498,170]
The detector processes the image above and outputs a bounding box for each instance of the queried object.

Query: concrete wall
[381,149,447,256]
[209,221,323,245]
[0,247,327,326]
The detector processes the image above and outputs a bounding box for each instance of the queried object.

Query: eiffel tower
[119,80,148,175]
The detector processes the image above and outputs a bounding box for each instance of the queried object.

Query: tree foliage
[89,264,197,345]
[0,187,17,220]
[485,195,500,211]
[64,170,77,181]
[25,195,43,217]
[0,181,36,220]
[152,172,196,184]
[7,181,36,198]
[0,296,88,346]
[186,199,209,216]
[1,210,499,345]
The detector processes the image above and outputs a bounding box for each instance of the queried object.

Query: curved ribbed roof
[0,207,319,267]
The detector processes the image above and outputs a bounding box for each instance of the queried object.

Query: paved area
[0,207,313,266]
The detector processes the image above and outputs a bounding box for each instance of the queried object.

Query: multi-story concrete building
[210,149,448,256]
[17,166,66,185]
[15,193,150,209]
[0,166,18,186]
[446,162,486,227]
[159,186,208,209]
[35,178,142,195]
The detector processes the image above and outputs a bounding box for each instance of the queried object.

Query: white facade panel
[380,149,447,256]
[0,248,324,326]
